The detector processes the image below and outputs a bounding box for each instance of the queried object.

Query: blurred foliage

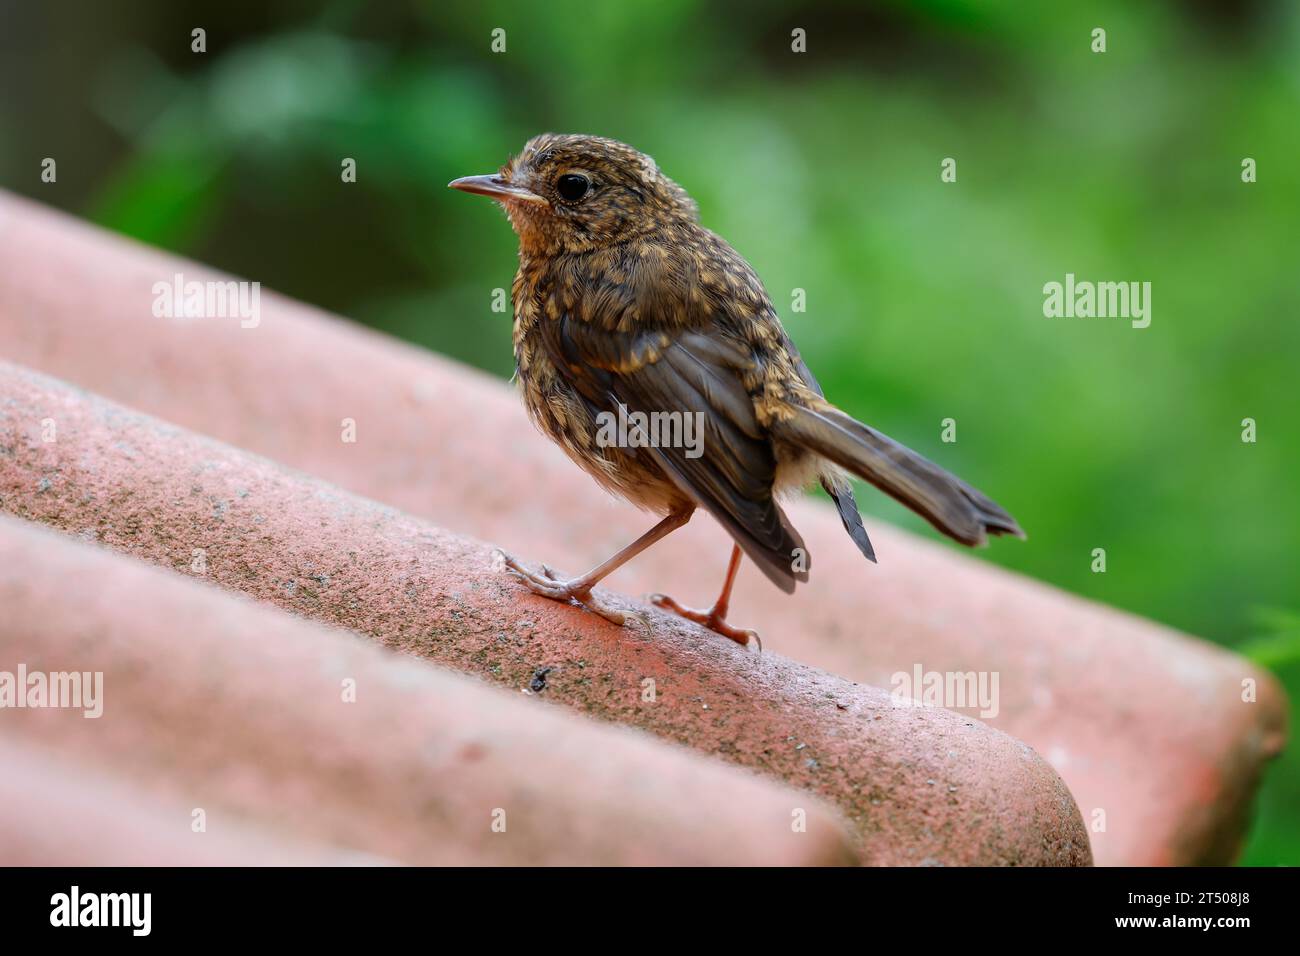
[1,0,1296,863]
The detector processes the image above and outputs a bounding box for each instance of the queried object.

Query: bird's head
[449,133,698,255]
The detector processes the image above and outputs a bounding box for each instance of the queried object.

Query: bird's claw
[495,549,626,625]
[648,593,762,651]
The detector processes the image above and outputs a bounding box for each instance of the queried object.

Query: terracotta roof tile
[0,516,855,866]
[0,191,1284,864]
[1,364,1088,865]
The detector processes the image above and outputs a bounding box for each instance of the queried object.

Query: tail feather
[778,402,1024,547]
[821,474,876,563]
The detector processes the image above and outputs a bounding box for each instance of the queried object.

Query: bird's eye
[555,173,590,202]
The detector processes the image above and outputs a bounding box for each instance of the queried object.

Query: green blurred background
[2,0,1296,863]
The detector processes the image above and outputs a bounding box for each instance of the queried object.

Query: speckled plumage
[451,134,1021,637]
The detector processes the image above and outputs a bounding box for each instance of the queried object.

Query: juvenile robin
[450,134,1022,647]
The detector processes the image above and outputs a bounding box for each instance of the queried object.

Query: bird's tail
[773,399,1024,547]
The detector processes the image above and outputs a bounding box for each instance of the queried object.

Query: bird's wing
[538,315,809,592]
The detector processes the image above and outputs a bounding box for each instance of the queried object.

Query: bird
[450,134,1023,648]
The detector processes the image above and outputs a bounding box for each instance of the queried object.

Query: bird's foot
[648,593,762,651]
[495,549,626,625]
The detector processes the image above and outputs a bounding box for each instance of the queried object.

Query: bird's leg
[496,508,693,625]
[650,544,761,650]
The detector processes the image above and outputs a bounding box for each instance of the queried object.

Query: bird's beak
[448,174,547,205]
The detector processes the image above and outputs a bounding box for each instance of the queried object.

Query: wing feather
[539,315,808,591]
